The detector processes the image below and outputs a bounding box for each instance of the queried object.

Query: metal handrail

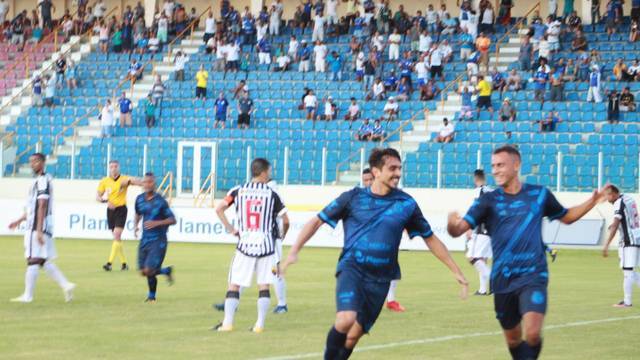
[194,171,216,207]
[0,5,82,81]
[380,109,429,146]
[439,72,466,112]
[158,171,174,204]
[493,1,541,66]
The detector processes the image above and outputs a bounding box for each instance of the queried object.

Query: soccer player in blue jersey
[447,145,610,360]
[133,173,176,303]
[282,148,469,359]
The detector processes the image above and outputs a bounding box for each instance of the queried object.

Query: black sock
[336,347,353,360]
[147,276,157,298]
[528,340,542,359]
[508,341,527,360]
[324,326,347,360]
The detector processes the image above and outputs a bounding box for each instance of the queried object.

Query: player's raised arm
[558,184,611,225]
[423,233,469,299]
[281,215,324,273]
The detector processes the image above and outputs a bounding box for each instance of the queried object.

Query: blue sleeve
[543,188,568,221]
[463,193,490,229]
[318,189,355,228]
[405,203,433,238]
[135,196,141,215]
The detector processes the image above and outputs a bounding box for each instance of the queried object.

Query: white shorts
[466,233,492,259]
[228,250,276,288]
[275,238,283,263]
[24,231,57,260]
[619,246,640,269]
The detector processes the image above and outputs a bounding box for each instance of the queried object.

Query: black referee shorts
[107,206,128,231]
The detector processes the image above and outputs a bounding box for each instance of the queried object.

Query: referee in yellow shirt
[476,75,494,119]
[96,160,142,271]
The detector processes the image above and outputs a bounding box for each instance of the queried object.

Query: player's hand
[455,272,469,300]
[37,231,45,245]
[227,228,239,238]
[602,246,609,258]
[134,226,139,239]
[592,183,612,204]
[144,220,160,230]
[8,220,21,230]
[280,252,298,276]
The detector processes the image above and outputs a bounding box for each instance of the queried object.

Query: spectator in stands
[441,13,458,35]
[226,40,241,72]
[577,52,590,81]
[328,51,343,81]
[479,1,494,34]
[237,92,254,129]
[566,10,582,31]
[628,60,640,81]
[0,0,9,25]
[355,118,373,141]
[428,44,445,81]
[587,65,603,103]
[591,0,601,31]
[539,111,561,132]
[288,35,299,61]
[476,75,494,118]
[506,69,522,91]
[157,13,169,45]
[127,59,143,84]
[538,34,551,66]
[396,77,411,101]
[419,29,433,54]
[275,49,291,72]
[55,56,67,89]
[550,67,564,101]
[498,98,516,122]
[303,90,318,120]
[370,119,385,141]
[467,50,481,78]
[563,58,578,82]
[384,69,398,92]
[142,95,156,128]
[173,51,188,82]
[232,80,248,99]
[607,89,622,123]
[439,40,454,64]
[27,21,43,44]
[32,75,43,107]
[112,25,123,53]
[314,40,328,73]
[388,28,401,62]
[606,0,620,36]
[312,11,325,42]
[435,118,455,143]
[420,78,440,101]
[399,51,414,91]
[571,30,588,52]
[383,96,399,122]
[269,5,281,36]
[298,40,311,72]
[613,58,632,81]
[118,92,133,127]
[362,53,376,89]
[344,97,360,127]
[366,77,386,100]
[475,32,491,73]
[459,83,474,120]
[148,30,161,53]
[203,11,216,44]
[214,92,229,129]
[631,21,640,42]
[257,33,272,65]
[490,67,506,94]
[546,16,561,53]
[195,65,208,100]
[44,74,56,107]
[136,31,148,55]
[99,20,109,53]
[620,86,637,112]
[150,75,166,117]
[100,99,114,138]
[39,0,55,30]
[322,96,336,121]
[425,4,437,34]
[210,39,223,67]
[533,65,549,103]
[459,27,474,61]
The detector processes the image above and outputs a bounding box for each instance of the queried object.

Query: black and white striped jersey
[614,194,640,247]
[473,185,493,236]
[26,173,54,236]
[224,182,287,257]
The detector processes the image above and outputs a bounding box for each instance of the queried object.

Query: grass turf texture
[0,236,638,360]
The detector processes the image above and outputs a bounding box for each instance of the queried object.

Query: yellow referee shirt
[477,80,492,97]
[97,175,132,207]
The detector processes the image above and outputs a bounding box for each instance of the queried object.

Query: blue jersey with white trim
[135,192,174,246]
[319,187,433,282]
[463,183,567,293]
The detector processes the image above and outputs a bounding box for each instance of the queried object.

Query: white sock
[473,260,491,294]
[274,276,287,306]
[222,296,240,327]
[387,279,399,302]
[255,293,271,329]
[634,272,640,287]
[24,265,40,300]
[43,262,70,289]
[624,270,634,305]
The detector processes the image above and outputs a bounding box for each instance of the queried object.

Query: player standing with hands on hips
[282,148,468,359]
[447,145,610,360]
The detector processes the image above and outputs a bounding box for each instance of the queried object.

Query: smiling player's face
[374,156,402,189]
[491,152,520,187]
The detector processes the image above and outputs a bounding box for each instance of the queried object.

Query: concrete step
[63,136,93,147]
[500,47,521,54]
[77,127,102,137]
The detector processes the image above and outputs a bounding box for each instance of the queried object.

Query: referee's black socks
[324,326,347,360]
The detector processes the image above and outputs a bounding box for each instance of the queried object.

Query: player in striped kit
[603,185,640,307]
[9,153,76,303]
[466,169,493,296]
[214,158,290,333]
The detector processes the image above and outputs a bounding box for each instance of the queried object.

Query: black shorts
[196,86,206,98]
[238,113,250,126]
[494,284,548,330]
[477,96,492,109]
[107,206,128,231]
[430,65,443,77]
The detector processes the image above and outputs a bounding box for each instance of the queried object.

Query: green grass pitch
[0,236,638,359]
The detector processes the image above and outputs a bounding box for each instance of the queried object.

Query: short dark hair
[109,160,119,165]
[609,184,620,194]
[473,169,485,179]
[493,145,521,160]
[31,153,46,162]
[144,172,155,177]
[251,158,271,177]
[369,148,401,169]
[362,168,371,175]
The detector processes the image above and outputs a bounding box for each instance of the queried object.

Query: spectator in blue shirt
[370,119,385,141]
[355,118,373,141]
[539,111,561,132]
[118,92,133,127]
[257,34,272,65]
[384,69,398,91]
[396,77,411,101]
[353,12,364,38]
[328,50,343,81]
[32,75,43,107]
[298,40,311,72]
[214,92,229,129]
[533,64,549,103]
[241,11,255,45]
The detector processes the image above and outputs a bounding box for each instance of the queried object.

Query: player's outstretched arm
[602,217,621,258]
[447,211,472,238]
[560,184,611,225]
[128,177,143,186]
[281,215,324,274]
[424,234,469,300]
[8,213,27,230]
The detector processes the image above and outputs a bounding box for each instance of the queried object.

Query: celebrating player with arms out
[96,160,142,272]
[133,173,176,303]
[9,153,76,303]
[282,148,468,359]
[447,145,610,360]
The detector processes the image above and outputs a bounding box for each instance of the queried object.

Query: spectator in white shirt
[288,35,299,60]
[94,0,107,19]
[0,0,9,24]
[303,90,318,120]
[344,97,361,127]
[163,0,175,20]
[314,40,328,72]
[213,40,226,71]
[388,28,401,61]
[383,96,399,121]
[326,0,338,26]
[312,14,325,42]
[435,118,455,143]
[438,39,453,63]
[418,29,433,53]
[366,77,386,100]
[269,5,280,36]
[322,96,336,120]
[203,11,216,44]
[173,51,189,81]
[414,54,429,86]
[546,16,561,52]
[429,44,444,81]
[100,99,114,138]
[274,48,291,72]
